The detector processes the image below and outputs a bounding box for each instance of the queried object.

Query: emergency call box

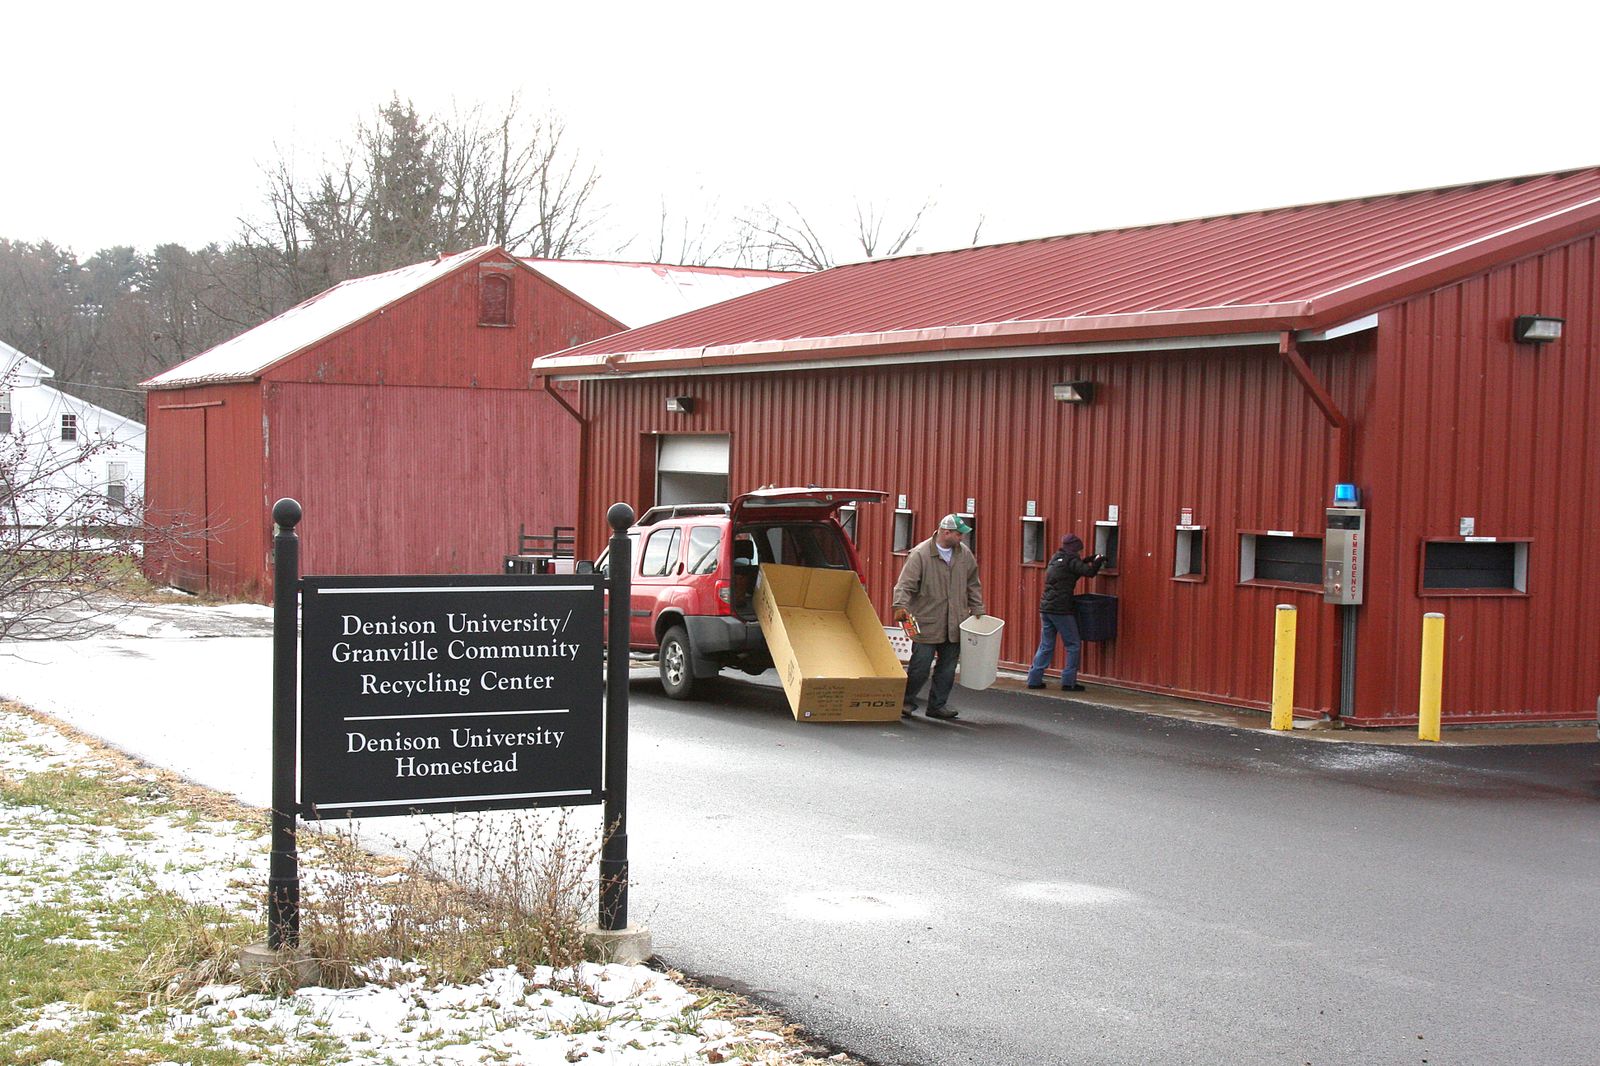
[1324,507,1366,604]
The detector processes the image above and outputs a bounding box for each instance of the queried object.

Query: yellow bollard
[1418,612,1445,741]
[1270,604,1296,730]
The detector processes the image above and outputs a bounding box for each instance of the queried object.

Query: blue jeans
[1026,612,1081,687]
[905,640,960,712]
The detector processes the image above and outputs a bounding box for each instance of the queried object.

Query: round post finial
[607,503,636,532]
[272,498,303,529]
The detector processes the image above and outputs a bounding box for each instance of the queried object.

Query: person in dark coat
[1025,533,1105,691]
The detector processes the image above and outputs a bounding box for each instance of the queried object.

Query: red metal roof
[535,167,1600,376]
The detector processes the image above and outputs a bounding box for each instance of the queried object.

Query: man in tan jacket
[893,514,985,719]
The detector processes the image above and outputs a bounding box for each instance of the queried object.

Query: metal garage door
[656,434,729,505]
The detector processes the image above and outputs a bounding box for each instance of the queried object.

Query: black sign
[299,574,604,818]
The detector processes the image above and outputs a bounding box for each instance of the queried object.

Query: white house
[1,339,146,533]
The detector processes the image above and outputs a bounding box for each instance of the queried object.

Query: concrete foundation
[239,943,321,988]
[582,923,654,965]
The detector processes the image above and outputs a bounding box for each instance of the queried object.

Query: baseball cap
[938,514,972,534]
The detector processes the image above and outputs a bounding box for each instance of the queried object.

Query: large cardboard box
[754,564,907,722]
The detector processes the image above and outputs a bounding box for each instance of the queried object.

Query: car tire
[659,625,696,700]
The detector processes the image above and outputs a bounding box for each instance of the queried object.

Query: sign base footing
[582,923,653,965]
[240,943,320,988]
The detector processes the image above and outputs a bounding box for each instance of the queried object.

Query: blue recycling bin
[1074,593,1118,642]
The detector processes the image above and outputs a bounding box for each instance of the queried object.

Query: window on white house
[106,462,128,506]
[0,391,11,435]
[61,413,78,441]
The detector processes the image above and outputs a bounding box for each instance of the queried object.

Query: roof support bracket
[1278,331,1351,482]
[540,374,591,556]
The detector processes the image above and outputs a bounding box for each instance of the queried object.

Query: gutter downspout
[1277,331,1355,723]
[541,375,591,558]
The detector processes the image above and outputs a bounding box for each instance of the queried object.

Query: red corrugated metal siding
[266,261,622,389]
[1357,235,1600,723]
[266,382,577,582]
[580,340,1369,716]
[548,169,1600,365]
[142,382,267,597]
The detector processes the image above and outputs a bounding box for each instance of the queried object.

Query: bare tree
[239,95,606,297]
[441,97,602,258]
[739,202,837,271]
[517,114,602,259]
[738,196,941,271]
[968,213,988,248]
[854,197,934,259]
[643,196,760,267]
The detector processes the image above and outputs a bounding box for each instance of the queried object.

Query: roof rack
[636,502,732,526]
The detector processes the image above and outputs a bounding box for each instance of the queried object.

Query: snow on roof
[36,381,147,438]
[143,247,500,389]
[141,250,801,390]
[1,338,55,387]
[524,259,802,328]
[2,341,143,435]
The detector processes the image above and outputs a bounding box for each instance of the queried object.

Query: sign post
[268,497,302,950]
[599,502,635,930]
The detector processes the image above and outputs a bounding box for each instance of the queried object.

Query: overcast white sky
[6,0,1598,262]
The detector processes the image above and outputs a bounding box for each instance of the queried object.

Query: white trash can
[956,614,1005,690]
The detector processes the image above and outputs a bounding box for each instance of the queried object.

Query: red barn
[141,247,796,598]
[535,168,1600,728]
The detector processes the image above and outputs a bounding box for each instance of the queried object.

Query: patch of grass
[103,560,233,606]
[0,889,266,1064]
[721,1040,777,1061]
[665,1007,706,1035]
[127,895,262,1000]
[0,767,159,826]
[553,1006,625,1035]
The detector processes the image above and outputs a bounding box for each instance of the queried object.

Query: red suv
[599,487,885,698]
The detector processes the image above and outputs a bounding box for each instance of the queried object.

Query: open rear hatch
[730,487,887,523]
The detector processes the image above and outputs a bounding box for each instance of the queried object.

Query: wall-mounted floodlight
[664,396,694,414]
[1512,315,1564,344]
[1051,381,1096,404]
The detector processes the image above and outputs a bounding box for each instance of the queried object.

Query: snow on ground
[0,700,849,1064]
[0,606,276,804]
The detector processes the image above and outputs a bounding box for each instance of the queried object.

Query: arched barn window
[479,269,513,326]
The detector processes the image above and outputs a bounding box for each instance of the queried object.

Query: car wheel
[659,625,695,699]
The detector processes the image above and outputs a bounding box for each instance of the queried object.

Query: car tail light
[715,579,732,614]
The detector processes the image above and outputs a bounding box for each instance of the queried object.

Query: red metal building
[141,247,797,598]
[534,168,1600,727]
